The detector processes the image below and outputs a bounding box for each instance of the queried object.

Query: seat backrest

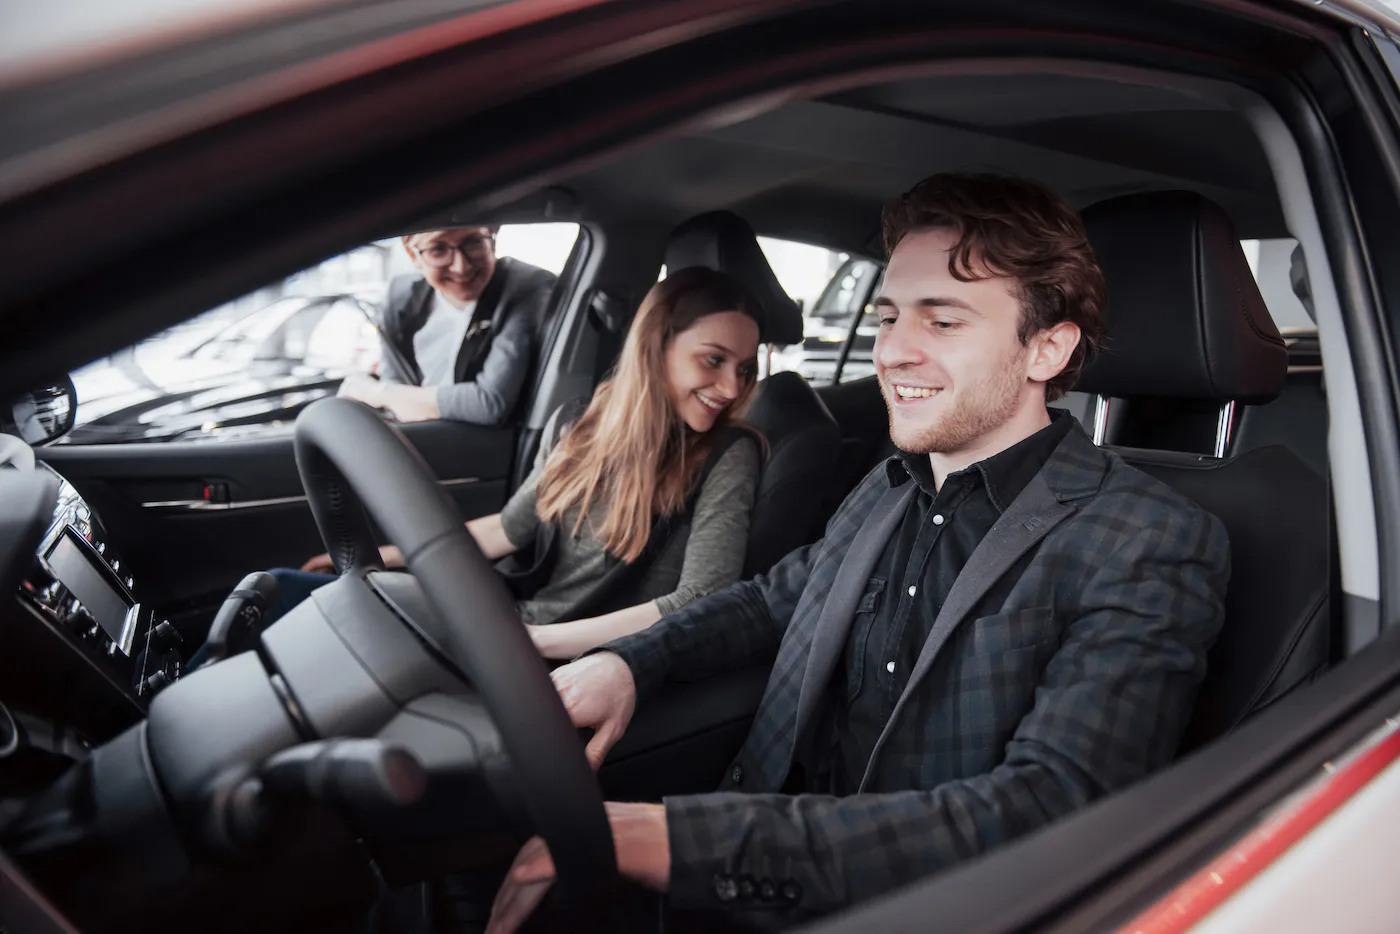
[814,375,891,524]
[664,211,841,573]
[1113,445,1331,753]
[743,371,841,575]
[1079,191,1331,752]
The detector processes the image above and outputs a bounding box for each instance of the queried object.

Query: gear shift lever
[198,571,279,668]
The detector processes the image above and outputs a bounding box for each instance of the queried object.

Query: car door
[38,420,513,626]
[38,227,582,634]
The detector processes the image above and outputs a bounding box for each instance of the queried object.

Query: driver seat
[664,211,841,575]
[1077,191,1332,756]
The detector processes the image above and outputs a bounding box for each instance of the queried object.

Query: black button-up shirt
[803,412,1073,795]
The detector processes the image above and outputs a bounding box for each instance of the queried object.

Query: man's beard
[884,351,1028,455]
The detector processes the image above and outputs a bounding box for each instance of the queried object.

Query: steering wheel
[293,397,617,905]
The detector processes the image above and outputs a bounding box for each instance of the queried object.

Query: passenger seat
[664,211,842,575]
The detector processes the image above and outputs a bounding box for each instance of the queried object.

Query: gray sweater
[500,409,761,624]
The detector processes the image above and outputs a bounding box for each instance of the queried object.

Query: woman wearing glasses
[337,226,557,426]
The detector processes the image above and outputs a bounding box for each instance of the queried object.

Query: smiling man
[486,174,1231,932]
[338,226,556,425]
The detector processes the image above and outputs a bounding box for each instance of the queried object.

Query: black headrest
[664,211,804,346]
[1076,191,1287,404]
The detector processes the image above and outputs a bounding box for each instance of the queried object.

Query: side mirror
[2,377,77,446]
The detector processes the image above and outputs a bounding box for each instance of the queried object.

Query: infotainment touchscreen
[46,529,133,653]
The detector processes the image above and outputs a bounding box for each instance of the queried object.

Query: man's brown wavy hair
[881,173,1107,401]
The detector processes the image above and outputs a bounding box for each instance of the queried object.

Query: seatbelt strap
[586,289,628,381]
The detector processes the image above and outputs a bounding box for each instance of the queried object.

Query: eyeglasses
[414,233,495,268]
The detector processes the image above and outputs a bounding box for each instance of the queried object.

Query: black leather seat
[1078,191,1331,754]
[665,211,841,575]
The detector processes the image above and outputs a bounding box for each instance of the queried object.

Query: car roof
[4,0,1398,213]
[0,0,342,88]
[0,0,1389,396]
[509,72,1286,256]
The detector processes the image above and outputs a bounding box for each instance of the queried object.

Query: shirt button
[730,764,744,786]
[933,514,945,525]
[886,661,896,673]
[714,874,739,903]
[739,875,757,900]
[907,585,917,597]
[781,880,803,903]
[759,878,778,901]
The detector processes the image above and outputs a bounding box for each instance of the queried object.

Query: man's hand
[486,802,670,934]
[551,653,637,770]
[336,374,385,407]
[337,376,439,423]
[300,545,404,573]
[378,384,441,423]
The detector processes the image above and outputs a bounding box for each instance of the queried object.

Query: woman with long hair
[267,266,763,660]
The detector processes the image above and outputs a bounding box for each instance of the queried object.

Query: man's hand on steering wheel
[488,802,671,934]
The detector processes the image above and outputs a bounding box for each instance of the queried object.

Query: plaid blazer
[602,422,1229,926]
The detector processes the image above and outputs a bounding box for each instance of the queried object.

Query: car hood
[65,364,348,444]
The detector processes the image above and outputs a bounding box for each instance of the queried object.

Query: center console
[14,465,183,714]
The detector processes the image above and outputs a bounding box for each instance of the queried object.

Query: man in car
[486,173,1230,932]
[337,226,556,425]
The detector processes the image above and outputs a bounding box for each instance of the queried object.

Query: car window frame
[7,2,1400,933]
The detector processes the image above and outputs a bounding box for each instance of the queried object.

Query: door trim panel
[139,477,481,513]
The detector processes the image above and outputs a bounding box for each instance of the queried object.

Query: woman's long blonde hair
[535,267,762,562]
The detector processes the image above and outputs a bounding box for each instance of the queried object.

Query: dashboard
[4,456,185,750]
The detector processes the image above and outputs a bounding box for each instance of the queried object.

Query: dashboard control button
[141,670,171,695]
[151,621,183,652]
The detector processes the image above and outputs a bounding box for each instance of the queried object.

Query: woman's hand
[300,545,405,573]
[300,552,334,573]
[522,603,665,661]
[524,623,561,658]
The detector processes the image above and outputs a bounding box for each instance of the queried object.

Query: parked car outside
[66,293,381,444]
